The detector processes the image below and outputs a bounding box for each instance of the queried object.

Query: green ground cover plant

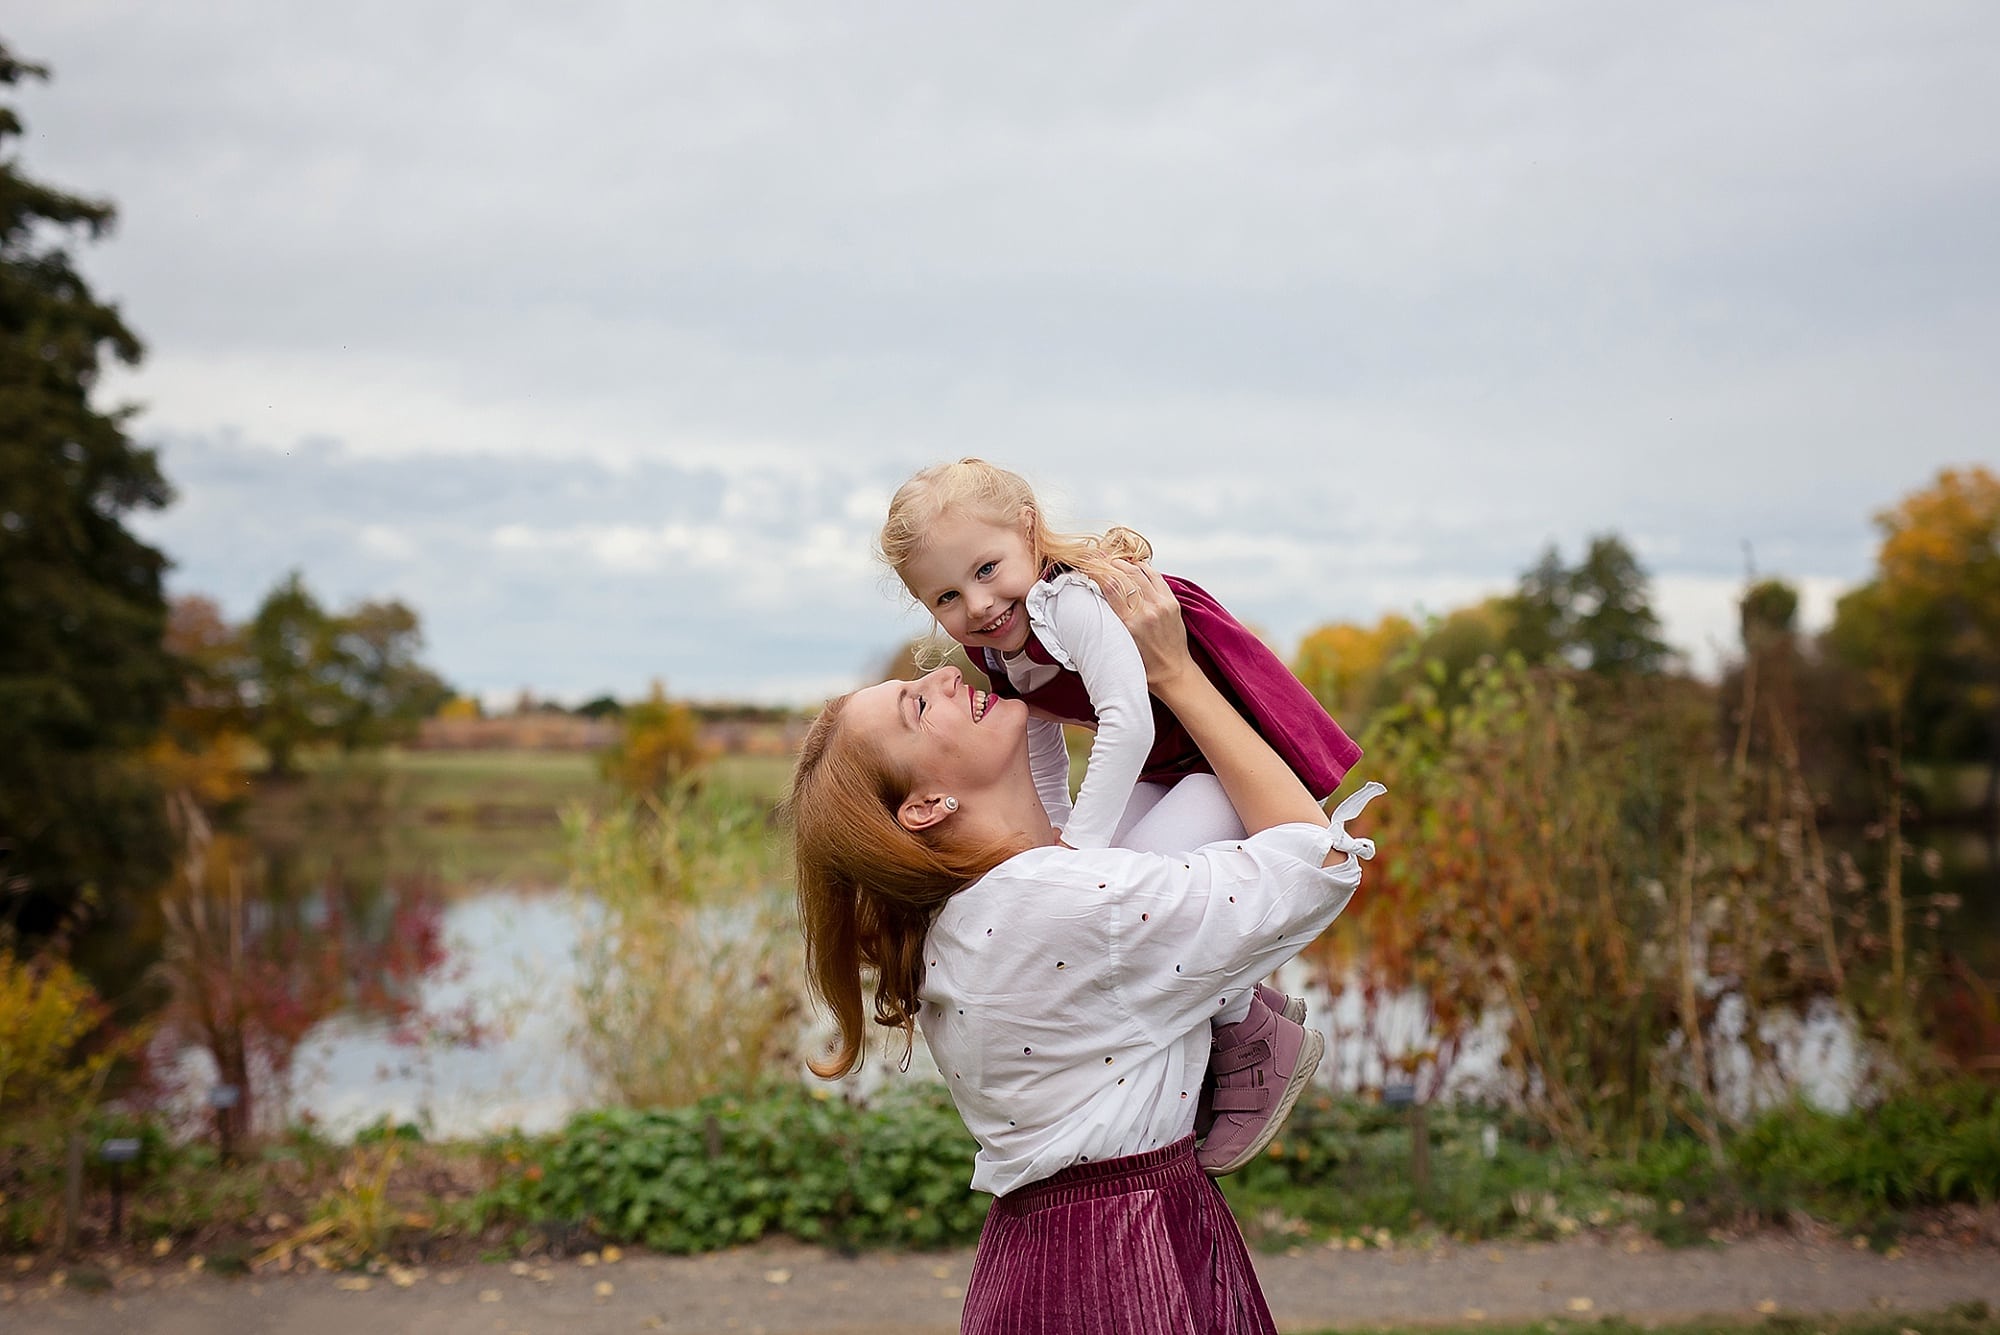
[487,1084,988,1253]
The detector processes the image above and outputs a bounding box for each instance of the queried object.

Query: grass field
[258,747,794,887]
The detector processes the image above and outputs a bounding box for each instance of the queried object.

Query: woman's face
[898,509,1040,656]
[845,665,1030,811]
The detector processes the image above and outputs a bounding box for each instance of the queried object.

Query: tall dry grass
[566,786,800,1108]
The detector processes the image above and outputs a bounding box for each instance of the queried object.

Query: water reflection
[186,807,1992,1138]
[288,889,596,1138]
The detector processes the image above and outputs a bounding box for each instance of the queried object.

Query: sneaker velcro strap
[1210,1086,1272,1114]
[1211,1039,1272,1076]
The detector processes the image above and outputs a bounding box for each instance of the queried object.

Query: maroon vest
[978,573,1362,799]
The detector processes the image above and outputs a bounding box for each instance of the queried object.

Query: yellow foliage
[435,695,483,722]
[598,680,709,797]
[0,948,123,1118]
[1875,465,2000,630]
[1292,613,1419,721]
[144,732,256,811]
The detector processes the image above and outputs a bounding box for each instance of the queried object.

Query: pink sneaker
[1256,981,1306,1025]
[1195,990,1324,1176]
[1196,984,1307,1140]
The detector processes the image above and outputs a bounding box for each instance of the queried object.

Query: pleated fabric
[959,1136,1277,1335]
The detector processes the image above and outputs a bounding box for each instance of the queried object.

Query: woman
[791,560,1380,1334]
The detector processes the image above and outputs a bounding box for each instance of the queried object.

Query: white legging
[1110,773,1258,1026]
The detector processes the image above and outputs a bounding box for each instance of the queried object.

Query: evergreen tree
[0,44,175,937]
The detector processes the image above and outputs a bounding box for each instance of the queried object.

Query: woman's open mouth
[970,689,994,721]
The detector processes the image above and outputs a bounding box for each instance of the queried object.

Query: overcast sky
[12,3,1997,706]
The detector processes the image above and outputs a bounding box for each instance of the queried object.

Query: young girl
[879,457,1364,1174]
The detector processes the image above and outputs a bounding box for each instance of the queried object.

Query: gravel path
[7,1235,1998,1334]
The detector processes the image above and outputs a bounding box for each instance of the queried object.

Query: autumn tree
[1291,613,1419,724]
[599,681,708,797]
[0,44,175,936]
[1828,466,2000,818]
[147,595,255,810]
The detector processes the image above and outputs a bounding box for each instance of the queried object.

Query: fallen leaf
[1568,1298,1594,1312]
[1757,1301,1780,1315]
[508,1260,530,1277]
[387,1266,417,1289]
[478,1288,502,1303]
[335,1276,372,1292]
[942,1285,964,1299]
[186,1257,205,1273]
[579,1252,599,1267]
[594,1280,614,1298]
[601,1246,623,1264]
[763,1268,791,1285]
[931,1265,951,1279]
[1463,1309,1487,1321]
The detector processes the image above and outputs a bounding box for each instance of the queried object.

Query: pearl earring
[943,797,959,812]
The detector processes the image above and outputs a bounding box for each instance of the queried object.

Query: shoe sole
[1201,1025,1325,1177]
[1280,995,1306,1025]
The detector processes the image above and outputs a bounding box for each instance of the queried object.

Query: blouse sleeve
[1102,783,1384,1038]
[1025,717,1074,833]
[1031,575,1153,850]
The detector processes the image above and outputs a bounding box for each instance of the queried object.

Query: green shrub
[1731,1081,2000,1214]
[508,1084,988,1253]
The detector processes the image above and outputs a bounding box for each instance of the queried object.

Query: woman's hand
[1106,559,1194,693]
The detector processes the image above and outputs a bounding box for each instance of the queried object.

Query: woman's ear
[1017,504,1036,539]
[898,792,956,833]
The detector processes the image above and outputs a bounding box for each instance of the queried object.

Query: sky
[11,2,1998,707]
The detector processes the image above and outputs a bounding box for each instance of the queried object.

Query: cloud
[14,2,1996,702]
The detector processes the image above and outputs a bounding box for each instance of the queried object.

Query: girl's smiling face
[900,507,1040,655]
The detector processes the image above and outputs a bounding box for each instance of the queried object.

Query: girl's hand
[1106,559,1193,692]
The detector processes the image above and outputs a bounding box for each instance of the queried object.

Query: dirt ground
[6,1232,1999,1335]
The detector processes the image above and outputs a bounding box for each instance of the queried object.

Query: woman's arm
[1106,559,1329,838]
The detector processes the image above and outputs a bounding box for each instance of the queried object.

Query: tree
[0,44,175,936]
[1828,466,2000,818]
[242,573,340,778]
[1291,613,1419,724]
[1567,535,1672,675]
[147,595,255,811]
[326,598,451,751]
[599,681,707,797]
[241,573,454,775]
[1503,535,1670,676]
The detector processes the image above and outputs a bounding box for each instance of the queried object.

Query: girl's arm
[1107,560,1329,838]
[1024,716,1075,835]
[1034,577,1154,848]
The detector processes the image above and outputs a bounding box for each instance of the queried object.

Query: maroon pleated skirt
[960,1136,1277,1335]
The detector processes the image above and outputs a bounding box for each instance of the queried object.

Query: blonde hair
[787,693,1025,1079]
[880,458,1152,603]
